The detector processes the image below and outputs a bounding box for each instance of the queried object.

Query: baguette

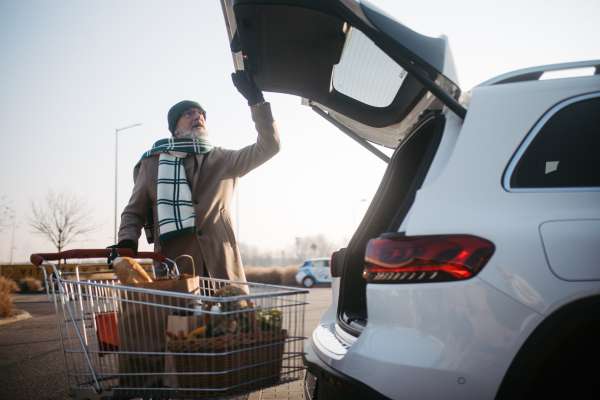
[113,257,152,284]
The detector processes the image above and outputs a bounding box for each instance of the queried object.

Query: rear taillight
[363,235,494,283]
[330,250,342,278]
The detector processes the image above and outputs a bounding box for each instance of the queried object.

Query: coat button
[197,230,203,236]
[193,200,199,204]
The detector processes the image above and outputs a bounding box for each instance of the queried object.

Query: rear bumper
[302,337,390,400]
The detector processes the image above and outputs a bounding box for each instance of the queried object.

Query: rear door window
[508,94,600,190]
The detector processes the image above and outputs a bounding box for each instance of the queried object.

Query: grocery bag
[117,274,200,390]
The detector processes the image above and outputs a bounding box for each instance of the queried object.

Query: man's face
[174,107,208,139]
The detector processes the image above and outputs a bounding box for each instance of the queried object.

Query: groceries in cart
[112,256,153,283]
[165,284,289,397]
[166,284,283,340]
[30,249,308,399]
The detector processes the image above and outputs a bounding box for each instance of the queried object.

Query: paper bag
[117,274,200,390]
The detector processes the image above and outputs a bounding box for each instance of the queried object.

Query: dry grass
[244,265,300,286]
[18,277,42,292]
[0,277,18,318]
[1,277,19,294]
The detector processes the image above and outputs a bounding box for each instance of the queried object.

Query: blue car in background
[295,257,331,288]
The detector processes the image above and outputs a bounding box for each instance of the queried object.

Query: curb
[15,290,47,295]
[0,309,32,326]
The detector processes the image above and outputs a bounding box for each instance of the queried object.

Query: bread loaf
[113,257,152,284]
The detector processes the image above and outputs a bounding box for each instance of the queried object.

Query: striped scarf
[135,138,212,244]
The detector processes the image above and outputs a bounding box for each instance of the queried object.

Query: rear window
[332,28,407,108]
[510,95,600,189]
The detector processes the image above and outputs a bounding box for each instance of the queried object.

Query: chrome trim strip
[503,92,600,193]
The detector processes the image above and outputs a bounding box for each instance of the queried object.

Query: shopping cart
[31,249,308,400]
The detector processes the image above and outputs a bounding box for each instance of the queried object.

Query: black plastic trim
[379,231,406,239]
[229,28,242,53]
[330,248,346,278]
[388,111,445,231]
[303,337,391,400]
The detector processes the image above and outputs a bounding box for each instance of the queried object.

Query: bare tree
[293,233,342,260]
[29,190,97,255]
[0,195,11,233]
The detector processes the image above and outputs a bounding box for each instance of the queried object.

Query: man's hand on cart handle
[106,239,138,268]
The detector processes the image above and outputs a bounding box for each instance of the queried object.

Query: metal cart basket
[31,249,308,399]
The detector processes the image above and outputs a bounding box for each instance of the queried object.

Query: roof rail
[477,60,600,87]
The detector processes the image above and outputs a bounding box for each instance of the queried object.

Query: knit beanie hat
[168,100,205,134]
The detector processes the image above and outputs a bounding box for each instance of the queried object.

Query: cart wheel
[303,276,315,288]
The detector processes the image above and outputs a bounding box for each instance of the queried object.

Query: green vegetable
[257,309,282,331]
[237,311,251,333]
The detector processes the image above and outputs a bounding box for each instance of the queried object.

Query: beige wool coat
[118,103,280,281]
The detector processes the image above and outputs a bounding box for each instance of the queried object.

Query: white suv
[221,0,600,399]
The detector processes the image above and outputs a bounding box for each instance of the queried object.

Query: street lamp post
[9,210,17,265]
[114,123,142,244]
[353,199,367,229]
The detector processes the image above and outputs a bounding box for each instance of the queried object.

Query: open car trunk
[221,0,464,147]
[338,110,446,334]
[220,0,465,336]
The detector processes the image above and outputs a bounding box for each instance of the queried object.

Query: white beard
[177,128,209,139]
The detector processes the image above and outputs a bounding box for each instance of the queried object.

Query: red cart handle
[30,249,167,266]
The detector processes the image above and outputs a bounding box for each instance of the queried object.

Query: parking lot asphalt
[0,286,333,400]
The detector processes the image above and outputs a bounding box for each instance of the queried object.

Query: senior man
[112,71,280,281]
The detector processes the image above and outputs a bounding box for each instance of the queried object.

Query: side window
[313,260,327,268]
[510,96,600,189]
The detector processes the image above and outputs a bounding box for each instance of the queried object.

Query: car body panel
[311,278,543,400]
[540,220,600,281]
[404,74,600,316]
[305,72,600,399]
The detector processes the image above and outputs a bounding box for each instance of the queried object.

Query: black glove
[106,239,138,267]
[231,69,265,106]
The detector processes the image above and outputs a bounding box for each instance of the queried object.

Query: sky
[0,0,599,263]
